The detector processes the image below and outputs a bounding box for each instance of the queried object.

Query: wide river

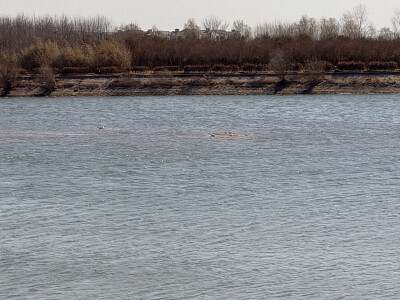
[1,95,400,299]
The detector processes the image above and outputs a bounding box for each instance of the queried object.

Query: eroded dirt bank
[5,73,400,97]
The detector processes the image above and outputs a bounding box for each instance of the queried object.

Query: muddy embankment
[5,72,400,97]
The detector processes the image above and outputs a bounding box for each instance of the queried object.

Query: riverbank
[4,72,400,97]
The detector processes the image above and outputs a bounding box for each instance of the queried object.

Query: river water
[1,95,400,299]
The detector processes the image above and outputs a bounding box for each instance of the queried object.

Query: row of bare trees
[123,34,400,68]
[0,15,112,51]
[1,5,400,48]
[2,5,400,84]
[255,5,400,40]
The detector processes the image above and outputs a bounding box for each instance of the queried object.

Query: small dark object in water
[98,126,105,130]
[211,132,241,137]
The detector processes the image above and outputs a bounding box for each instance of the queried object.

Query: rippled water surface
[1,95,400,299]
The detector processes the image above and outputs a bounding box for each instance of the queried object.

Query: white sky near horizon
[0,0,399,31]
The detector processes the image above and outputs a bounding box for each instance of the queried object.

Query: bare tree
[319,18,340,39]
[73,15,112,42]
[392,9,400,38]
[117,22,143,39]
[123,22,142,32]
[184,18,201,39]
[232,20,252,39]
[378,27,394,40]
[296,16,318,39]
[202,17,229,31]
[267,21,296,38]
[255,22,291,38]
[366,24,377,38]
[254,23,270,38]
[341,4,371,38]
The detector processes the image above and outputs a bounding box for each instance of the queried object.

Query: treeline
[2,4,400,81]
[0,15,112,50]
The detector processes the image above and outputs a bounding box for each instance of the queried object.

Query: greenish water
[1,95,400,299]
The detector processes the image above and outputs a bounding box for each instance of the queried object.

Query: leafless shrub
[20,41,61,72]
[305,59,324,73]
[0,52,18,96]
[269,50,289,79]
[93,40,131,71]
[39,64,56,95]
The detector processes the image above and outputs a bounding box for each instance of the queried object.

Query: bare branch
[201,17,229,31]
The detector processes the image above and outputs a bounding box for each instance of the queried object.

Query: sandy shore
[4,73,400,97]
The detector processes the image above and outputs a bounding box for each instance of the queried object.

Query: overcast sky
[1,0,399,30]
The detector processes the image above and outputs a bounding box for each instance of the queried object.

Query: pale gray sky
[1,0,399,30]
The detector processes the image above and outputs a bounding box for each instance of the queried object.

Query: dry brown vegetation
[2,6,400,96]
[1,6,400,77]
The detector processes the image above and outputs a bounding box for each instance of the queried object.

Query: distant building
[170,28,187,40]
[145,29,170,38]
[145,28,241,41]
